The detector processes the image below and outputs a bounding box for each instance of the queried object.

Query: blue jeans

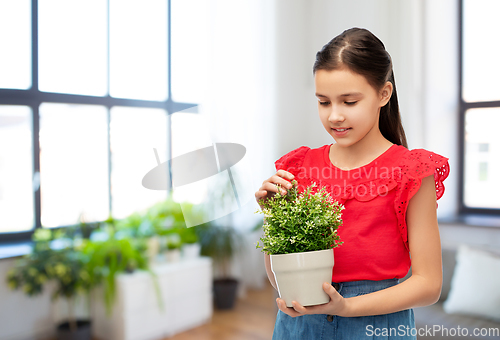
[272,279,416,340]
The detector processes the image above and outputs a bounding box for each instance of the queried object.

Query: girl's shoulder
[389,145,450,200]
[390,145,449,173]
[274,145,315,174]
[274,144,331,176]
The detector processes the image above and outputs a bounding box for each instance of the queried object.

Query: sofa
[412,246,500,340]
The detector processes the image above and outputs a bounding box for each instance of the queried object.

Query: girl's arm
[277,175,443,317]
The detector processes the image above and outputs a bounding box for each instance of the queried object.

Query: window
[0,0,197,241]
[459,0,500,214]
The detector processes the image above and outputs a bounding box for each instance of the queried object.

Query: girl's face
[314,68,392,148]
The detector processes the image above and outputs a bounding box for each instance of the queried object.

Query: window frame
[458,0,500,216]
[0,0,196,242]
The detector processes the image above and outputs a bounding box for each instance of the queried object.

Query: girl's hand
[255,170,295,209]
[276,282,347,318]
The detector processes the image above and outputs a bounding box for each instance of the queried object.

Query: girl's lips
[332,127,351,136]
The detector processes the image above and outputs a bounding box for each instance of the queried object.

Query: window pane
[464,108,500,208]
[109,0,168,101]
[169,110,213,205]
[110,107,167,218]
[39,103,109,227]
[0,0,31,89]
[462,0,500,102]
[0,106,34,232]
[171,0,209,103]
[38,0,107,96]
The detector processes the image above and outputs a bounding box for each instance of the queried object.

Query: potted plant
[196,221,242,309]
[179,225,201,260]
[255,179,344,307]
[82,230,157,316]
[6,228,94,340]
[164,233,182,263]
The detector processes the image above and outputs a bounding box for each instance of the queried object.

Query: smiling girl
[255,28,450,339]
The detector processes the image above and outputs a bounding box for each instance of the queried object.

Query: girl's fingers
[276,298,302,318]
[291,301,307,313]
[277,170,295,180]
[261,182,287,195]
[256,171,295,204]
[270,177,292,192]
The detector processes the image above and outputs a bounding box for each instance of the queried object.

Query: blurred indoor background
[1,0,499,339]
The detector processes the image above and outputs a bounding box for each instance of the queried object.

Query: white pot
[271,248,334,307]
[182,243,201,259]
[166,249,181,263]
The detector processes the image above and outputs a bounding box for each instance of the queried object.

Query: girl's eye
[319,101,330,106]
[345,101,358,106]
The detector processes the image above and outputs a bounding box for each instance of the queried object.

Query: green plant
[196,222,242,279]
[164,234,182,251]
[82,236,159,315]
[146,193,188,233]
[6,228,93,332]
[255,179,344,255]
[178,225,198,244]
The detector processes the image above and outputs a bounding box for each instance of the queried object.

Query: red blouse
[275,144,450,282]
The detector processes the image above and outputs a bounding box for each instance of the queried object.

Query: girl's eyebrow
[338,92,363,97]
[315,92,363,98]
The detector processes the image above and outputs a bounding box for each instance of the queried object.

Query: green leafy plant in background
[178,225,198,244]
[196,222,242,279]
[165,235,182,251]
[82,234,160,316]
[255,180,344,255]
[6,194,203,327]
[6,228,93,332]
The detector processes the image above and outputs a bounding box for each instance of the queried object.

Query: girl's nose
[328,107,345,123]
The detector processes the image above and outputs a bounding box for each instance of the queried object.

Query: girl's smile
[331,127,351,137]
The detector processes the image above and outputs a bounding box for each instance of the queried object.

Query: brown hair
[313,27,408,148]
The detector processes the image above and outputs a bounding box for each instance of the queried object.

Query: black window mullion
[32,0,41,232]
[458,0,465,215]
[166,0,173,193]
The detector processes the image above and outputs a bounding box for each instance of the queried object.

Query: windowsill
[438,214,500,228]
[0,241,33,260]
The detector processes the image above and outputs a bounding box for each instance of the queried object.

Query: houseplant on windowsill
[6,228,94,340]
[255,180,344,307]
[82,218,159,317]
[178,225,201,260]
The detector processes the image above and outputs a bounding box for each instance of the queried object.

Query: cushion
[440,247,457,301]
[443,244,500,322]
[414,302,500,340]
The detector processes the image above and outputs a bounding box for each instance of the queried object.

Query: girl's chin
[330,136,358,148]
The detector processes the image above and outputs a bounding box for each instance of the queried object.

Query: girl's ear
[379,81,393,107]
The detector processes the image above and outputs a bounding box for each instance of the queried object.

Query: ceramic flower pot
[271,248,334,307]
[182,242,201,260]
[165,249,181,263]
[56,320,91,340]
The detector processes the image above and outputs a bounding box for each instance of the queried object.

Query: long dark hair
[313,27,408,148]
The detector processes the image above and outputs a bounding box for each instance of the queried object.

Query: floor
[164,281,277,340]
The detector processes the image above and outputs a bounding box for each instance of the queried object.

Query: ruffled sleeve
[274,146,310,176]
[395,149,450,251]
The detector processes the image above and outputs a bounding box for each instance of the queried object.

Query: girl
[255,27,449,339]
